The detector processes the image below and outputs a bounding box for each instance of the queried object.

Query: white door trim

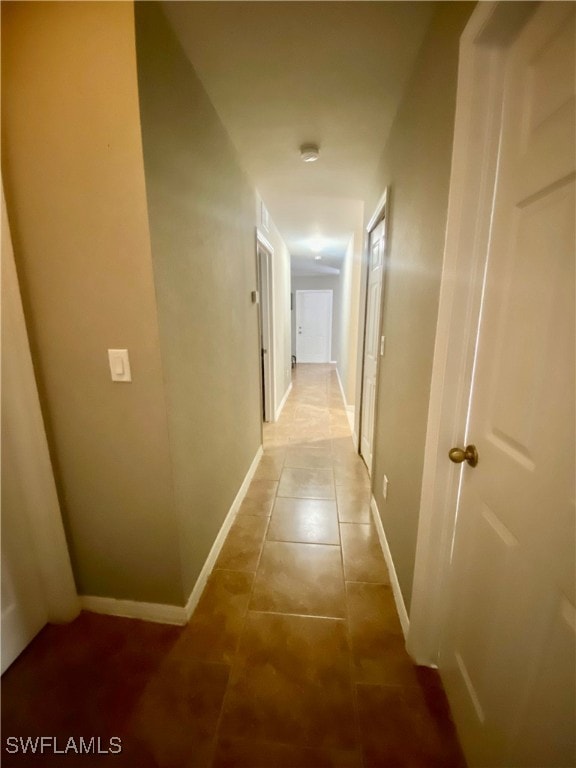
[407,1,539,666]
[295,290,333,364]
[256,229,276,422]
[358,187,388,474]
[366,186,388,233]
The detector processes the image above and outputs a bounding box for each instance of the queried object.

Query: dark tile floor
[1,365,465,767]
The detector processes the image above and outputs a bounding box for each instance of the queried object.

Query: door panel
[257,244,273,422]
[442,5,575,765]
[360,219,385,471]
[295,290,332,364]
[1,186,78,671]
[510,598,576,767]
[1,204,48,672]
[1,448,47,674]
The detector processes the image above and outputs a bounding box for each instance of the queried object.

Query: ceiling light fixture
[300,143,320,163]
[314,255,322,261]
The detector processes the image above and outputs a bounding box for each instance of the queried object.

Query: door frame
[357,187,388,473]
[255,230,276,423]
[407,1,539,666]
[295,289,333,364]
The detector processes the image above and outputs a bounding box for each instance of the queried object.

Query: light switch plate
[108,349,131,382]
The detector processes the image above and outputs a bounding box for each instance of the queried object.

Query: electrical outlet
[383,474,389,501]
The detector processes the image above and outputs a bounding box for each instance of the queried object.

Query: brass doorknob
[449,444,478,467]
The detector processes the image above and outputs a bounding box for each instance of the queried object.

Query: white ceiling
[163,1,435,274]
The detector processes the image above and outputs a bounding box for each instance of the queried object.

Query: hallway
[2,3,575,765]
[2,365,464,767]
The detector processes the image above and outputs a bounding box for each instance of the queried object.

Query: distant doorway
[295,290,333,364]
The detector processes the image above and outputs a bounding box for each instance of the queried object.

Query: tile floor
[1,364,465,767]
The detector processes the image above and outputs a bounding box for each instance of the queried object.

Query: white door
[1,453,48,673]
[257,241,274,422]
[360,218,386,472]
[2,195,47,672]
[1,186,79,673]
[295,290,332,364]
[441,5,575,766]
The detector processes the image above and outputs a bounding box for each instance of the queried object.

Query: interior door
[257,243,273,422]
[1,192,48,673]
[360,218,386,472]
[441,5,575,766]
[295,290,332,363]
[1,452,48,673]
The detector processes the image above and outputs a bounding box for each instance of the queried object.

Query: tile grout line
[208,402,294,765]
[248,609,347,621]
[210,366,364,763]
[209,430,278,766]
[328,371,368,768]
[333,373,367,767]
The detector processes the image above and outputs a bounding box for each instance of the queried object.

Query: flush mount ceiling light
[300,143,320,163]
[314,255,322,261]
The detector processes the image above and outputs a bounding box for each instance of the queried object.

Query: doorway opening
[256,232,275,422]
[358,189,388,474]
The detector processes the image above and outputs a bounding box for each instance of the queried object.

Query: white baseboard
[275,382,292,421]
[334,365,348,406]
[81,445,264,627]
[334,367,356,435]
[80,595,187,625]
[370,496,410,638]
[345,405,355,433]
[183,445,263,620]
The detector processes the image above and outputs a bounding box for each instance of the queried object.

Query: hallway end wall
[1,1,183,606]
[291,276,341,365]
[367,2,474,613]
[135,3,262,598]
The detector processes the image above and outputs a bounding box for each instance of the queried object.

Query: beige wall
[337,226,364,407]
[1,2,183,604]
[134,3,262,597]
[256,196,292,416]
[366,2,474,611]
[338,238,356,404]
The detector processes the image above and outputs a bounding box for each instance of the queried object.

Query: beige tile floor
[1,364,465,768]
[206,364,464,766]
